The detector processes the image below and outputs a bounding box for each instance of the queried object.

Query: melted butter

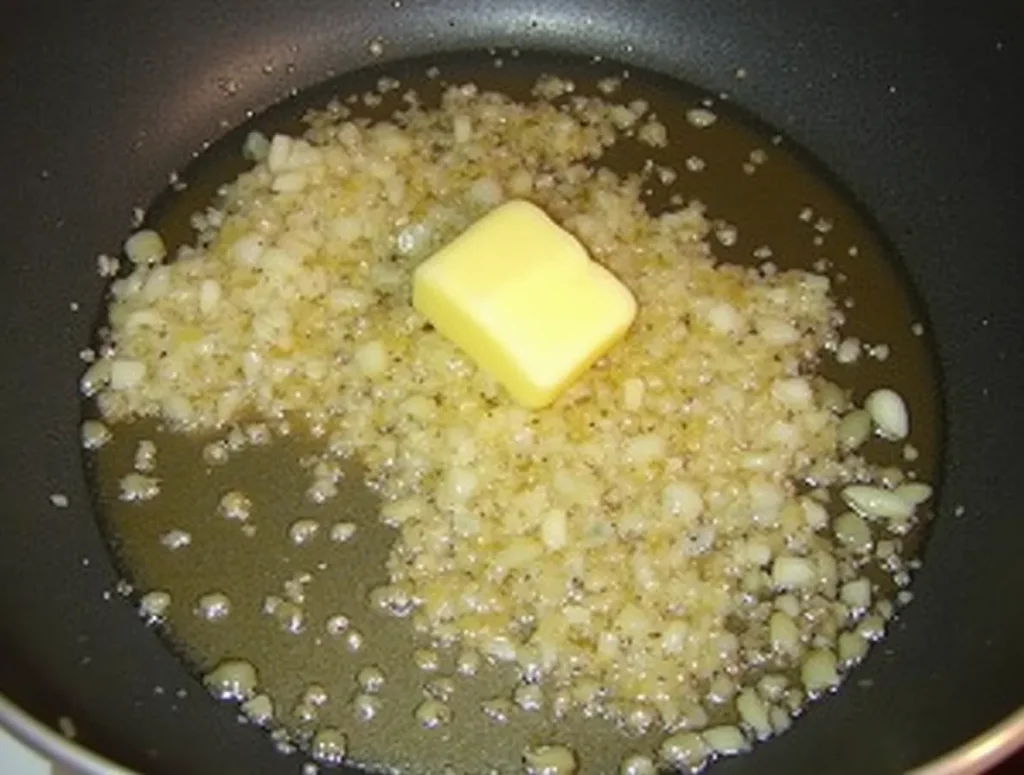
[88,50,941,774]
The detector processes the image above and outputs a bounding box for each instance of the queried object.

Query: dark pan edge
[910,707,1024,775]
[0,693,139,775]
[2,692,1022,774]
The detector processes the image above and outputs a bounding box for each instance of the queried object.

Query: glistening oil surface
[89,50,941,774]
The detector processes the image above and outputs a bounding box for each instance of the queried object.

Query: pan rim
[909,707,1024,775]
[0,694,136,775]
[1,691,1020,774]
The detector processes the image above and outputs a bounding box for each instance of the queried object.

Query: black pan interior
[1,2,1022,774]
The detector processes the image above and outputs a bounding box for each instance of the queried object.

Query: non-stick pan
[1,1,1022,773]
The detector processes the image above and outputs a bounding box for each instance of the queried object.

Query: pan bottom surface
[85,49,941,774]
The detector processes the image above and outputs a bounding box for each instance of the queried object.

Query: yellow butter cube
[412,199,637,408]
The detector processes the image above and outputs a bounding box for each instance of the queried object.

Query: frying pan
[1,0,1022,773]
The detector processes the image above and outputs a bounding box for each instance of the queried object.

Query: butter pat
[412,199,637,408]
